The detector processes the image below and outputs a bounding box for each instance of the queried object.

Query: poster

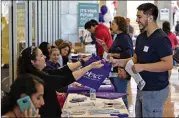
[78,3,99,43]
[160,8,169,21]
[78,3,99,28]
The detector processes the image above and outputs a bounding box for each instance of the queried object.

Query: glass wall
[1,1,62,91]
[1,1,10,92]
[16,1,26,55]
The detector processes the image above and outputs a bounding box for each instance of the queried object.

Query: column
[156,1,172,28]
[116,1,127,18]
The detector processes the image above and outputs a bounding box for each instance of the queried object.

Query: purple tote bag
[77,55,112,90]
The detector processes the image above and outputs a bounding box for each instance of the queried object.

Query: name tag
[143,46,149,52]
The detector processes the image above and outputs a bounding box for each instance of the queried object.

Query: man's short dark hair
[84,19,98,29]
[137,3,158,21]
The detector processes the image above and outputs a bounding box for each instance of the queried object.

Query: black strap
[173,50,179,63]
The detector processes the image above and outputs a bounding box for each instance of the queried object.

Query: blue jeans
[110,77,129,108]
[173,60,177,66]
[135,86,169,117]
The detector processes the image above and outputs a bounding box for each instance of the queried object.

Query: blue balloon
[99,13,104,22]
[101,5,108,15]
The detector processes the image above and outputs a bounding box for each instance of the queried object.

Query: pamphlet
[125,60,146,90]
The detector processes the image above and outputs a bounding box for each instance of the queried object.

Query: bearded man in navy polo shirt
[109,3,173,117]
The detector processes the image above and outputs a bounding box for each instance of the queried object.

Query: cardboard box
[73,46,85,53]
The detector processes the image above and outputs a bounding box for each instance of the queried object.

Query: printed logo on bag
[84,71,103,81]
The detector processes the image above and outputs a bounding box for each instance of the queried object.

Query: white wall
[60,1,97,45]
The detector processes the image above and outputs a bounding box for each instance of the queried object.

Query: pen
[110,113,128,117]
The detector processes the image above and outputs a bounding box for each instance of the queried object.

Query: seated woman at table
[57,42,71,66]
[54,39,64,47]
[2,74,44,117]
[45,47,61,70]
[17,46,103,118]
[45,47,68,108]
[64,40,73,50]
[45,46,83,89]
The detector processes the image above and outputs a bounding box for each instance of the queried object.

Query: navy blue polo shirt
[135,29,172,91]
[109,33,133,59]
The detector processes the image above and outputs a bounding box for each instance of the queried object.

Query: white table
[62,93,129,117]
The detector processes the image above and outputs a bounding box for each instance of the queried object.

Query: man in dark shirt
[109,3,173,117]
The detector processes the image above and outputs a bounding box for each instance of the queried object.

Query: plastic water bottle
[90,88,96,100]
[61,110,71,118]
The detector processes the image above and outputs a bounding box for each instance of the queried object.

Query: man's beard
[139,20,148,33]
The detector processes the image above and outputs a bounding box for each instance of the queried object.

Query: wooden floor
[127,68,179,117]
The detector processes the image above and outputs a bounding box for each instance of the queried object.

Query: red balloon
[112,0,118,9]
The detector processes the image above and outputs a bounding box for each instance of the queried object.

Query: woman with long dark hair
[2,74,44,117]
[39,42,51,61]
[16,46,103,118]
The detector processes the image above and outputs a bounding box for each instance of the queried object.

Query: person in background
[58,42,71,66]
[80,30,87,44]
[175,1,179,26]
[45,47,61,70]
[109,3,172,117]
[162,21,178,79]
[2,74,44,117]
[39,42,51,61]
[44,47,67,108]
[16,46,103,118]
[162,21,178,64]
[54,39,64,47]
[175,21,179,36]
[109,16,133,108]
[172,2,177,26]
[64,40,72,49]
[84,19,113,57]
[64,40,75,53]
[126,18,134,38]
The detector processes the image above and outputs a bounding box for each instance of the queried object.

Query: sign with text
[160,8,169,21]
[78,3,99,28]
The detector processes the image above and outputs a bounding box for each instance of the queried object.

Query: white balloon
[103,10,112,22]
[103,22,110,28]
